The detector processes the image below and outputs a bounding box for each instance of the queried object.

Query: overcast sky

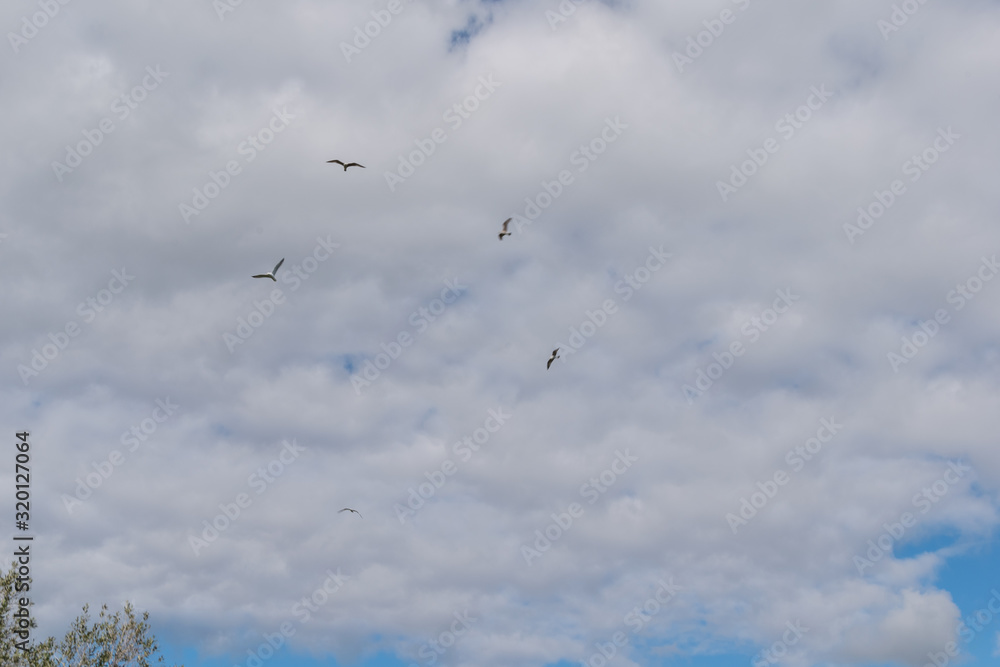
[3,1,1000,666]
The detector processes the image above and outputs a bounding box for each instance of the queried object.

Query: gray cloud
[3,0,1000,665]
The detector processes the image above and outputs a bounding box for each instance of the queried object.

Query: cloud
[4,0,1000,665]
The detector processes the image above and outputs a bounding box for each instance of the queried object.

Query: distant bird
[547,348,560,369]
[326,159,365,171]
[252,258,284,282]
[339,507,363,518]
[498,217,512,240]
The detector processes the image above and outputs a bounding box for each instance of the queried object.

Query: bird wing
[547,357,554,369]
[552,348,560,356]
[338,508,349,513]
[272,258,285,274]
[502,218,511,232]
[327,159,345,166]
[252,274,269,279]
[346,163,365,169]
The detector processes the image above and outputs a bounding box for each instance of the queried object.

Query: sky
[2,0,1000,666]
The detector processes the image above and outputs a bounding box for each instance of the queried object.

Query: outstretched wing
[252,274,269,279]
[502,218,511,232]
[327,159,345,166]
[547,357,555,369]
[345,163,365,169]
[272,258,285,274]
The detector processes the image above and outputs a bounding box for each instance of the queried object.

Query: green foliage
[0,561,56,666]
[0,563,182,667]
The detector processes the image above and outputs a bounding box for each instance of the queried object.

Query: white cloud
[3,0,1000,665]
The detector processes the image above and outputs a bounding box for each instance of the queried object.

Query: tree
[53,601,181,667]
[0,561,56,666]
[0,563,181,667]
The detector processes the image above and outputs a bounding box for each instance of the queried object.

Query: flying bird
[547,348,560,369]
[327,159,365,171]
[252,258,284,282]
[339,508,363,518]
[498,217,512,240]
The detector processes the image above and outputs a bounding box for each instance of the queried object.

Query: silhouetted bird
[547,348,560,369]
[339,507,363,518]
[327,160,365,171]
[498,218,512,240]
[252,258,284,282]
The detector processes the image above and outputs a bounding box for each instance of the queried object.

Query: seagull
[498,217,512,240]
[327,159,365,171]
[339,508,363,518]
[547,348,560,369]
[252,258,284,282]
